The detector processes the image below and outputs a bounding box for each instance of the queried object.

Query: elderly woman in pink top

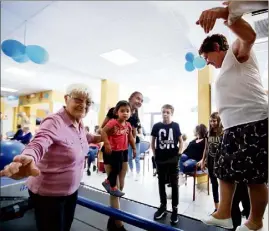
[0,84,101,231]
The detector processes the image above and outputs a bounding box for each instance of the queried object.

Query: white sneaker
[236,225,262,231]
[178,173,185,186]
[201,215,233,229]
[135,173,141,181]
[127,171,134,178]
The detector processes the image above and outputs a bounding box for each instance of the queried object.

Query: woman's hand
[0,155,40,179]
[197,160,206,171]
[132,149,136,159]
[196,7,229,33]
[104,143,112,154]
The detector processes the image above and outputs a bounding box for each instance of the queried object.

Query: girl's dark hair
[113,100,131,115]
[128,91,143,102]
[128,91,143,119]
[196,124,208,139]
[209,112,223,136]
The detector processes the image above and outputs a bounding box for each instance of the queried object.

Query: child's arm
[151,136,156,156]
[178,135,183,155]
[128,129,136,158]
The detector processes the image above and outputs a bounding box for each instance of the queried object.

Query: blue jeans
[179,154,197,173]
[128,143,141,173]
[87,147,98,166]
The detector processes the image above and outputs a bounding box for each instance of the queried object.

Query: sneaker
[117,225,127,231]
[210,208,217,215]
[178,173,186,186]
[87,169,91,176]
[154,205,167,220]
[93,165,97,172]
[127,171,134,178]
[107,217,117,231]
[110,187,125,197]
[135,173,141,181]
[201,215,233,229]
[170,207,179,225]
[153,170,157,177]
[235,225,259,231]
[102,180,111,193]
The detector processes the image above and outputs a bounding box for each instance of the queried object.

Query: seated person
[179,124,207,174]
[11,124,23,140]
[87,143,100,175]
[16,126,33,145]
[85,126,101,176]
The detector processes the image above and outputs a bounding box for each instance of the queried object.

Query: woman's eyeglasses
[68,95,93,107]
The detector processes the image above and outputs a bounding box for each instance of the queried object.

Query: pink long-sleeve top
[22,107,93,196]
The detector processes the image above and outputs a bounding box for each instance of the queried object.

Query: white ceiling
[1,1,268,102]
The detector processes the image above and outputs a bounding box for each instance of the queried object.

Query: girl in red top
[102,100,136,197]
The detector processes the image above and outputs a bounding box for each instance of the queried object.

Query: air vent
[254,18,268,39]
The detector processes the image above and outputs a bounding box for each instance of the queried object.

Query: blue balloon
[26,45,49,64]
[0,141,25,171]
[193,56,207,69]
[1,39,26,58]
[12,53,29,63]
[185,61,195,72]
[185,52,195,62]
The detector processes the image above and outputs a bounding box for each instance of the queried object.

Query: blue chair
[139,141,150,176]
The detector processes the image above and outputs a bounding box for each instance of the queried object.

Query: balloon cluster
[1,39,49,64]
[184,52,207,72]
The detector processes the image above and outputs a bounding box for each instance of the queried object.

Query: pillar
[197,65,212,184]
[198,66,212,125]
[98,79,119,125]
[13,107,18,131]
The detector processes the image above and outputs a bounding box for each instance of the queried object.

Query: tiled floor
[82,158,268,231]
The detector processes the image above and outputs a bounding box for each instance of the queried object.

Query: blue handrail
[77,196,183,231]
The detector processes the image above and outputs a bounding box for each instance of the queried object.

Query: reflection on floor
[82,159,268,231]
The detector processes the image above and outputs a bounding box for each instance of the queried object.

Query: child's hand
[104,143,112,154]
[132,149,136,159]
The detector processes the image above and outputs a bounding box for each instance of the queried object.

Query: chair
[184,165,210,201]
[6,131,15,139]
[139,141,150,176]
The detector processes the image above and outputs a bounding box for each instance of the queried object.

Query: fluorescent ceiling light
[1,87,18,93]
[100,49,138,66]
[5,67,36,77]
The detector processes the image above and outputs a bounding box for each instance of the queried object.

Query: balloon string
[24,21,27,45]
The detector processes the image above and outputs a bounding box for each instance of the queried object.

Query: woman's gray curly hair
[66,83,93,100]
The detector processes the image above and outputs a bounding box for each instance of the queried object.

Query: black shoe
[170,207,178,225]
[117,226,127,231]
[167,183,172,187]
[107,217,117,231]
[154,205,167,220]
[93,165,97,172]
[87,169,91,176]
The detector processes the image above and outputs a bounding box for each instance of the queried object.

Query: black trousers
[107,150,128,187]
[157,162,179,208]
[29,190,78,231]
[208,155,219,203]
[152,156,157,169]
[231,183,250,231]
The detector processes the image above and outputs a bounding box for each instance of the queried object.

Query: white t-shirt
[214,47,268,130]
